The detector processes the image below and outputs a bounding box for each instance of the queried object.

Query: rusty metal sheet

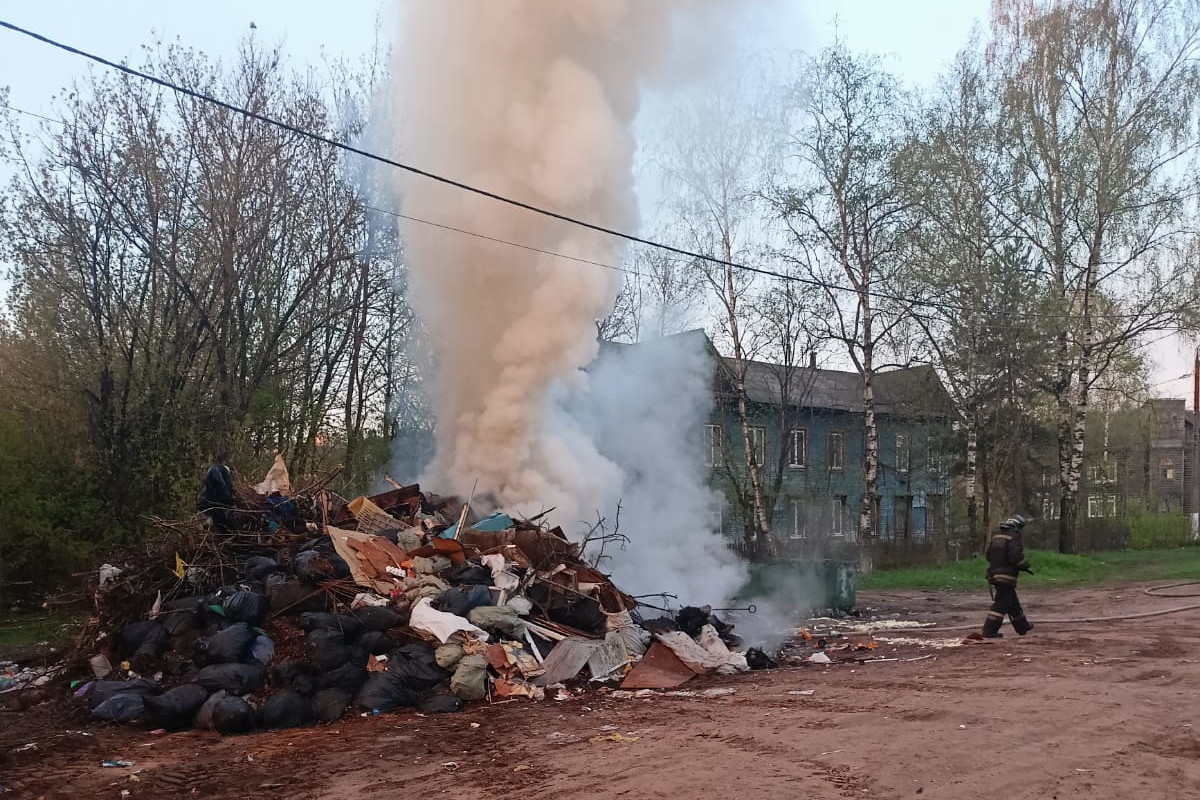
[620,642,696,690]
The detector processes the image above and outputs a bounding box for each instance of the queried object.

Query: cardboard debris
[619,641,697,690]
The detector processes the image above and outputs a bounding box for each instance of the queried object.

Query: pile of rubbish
[71,457,768,735]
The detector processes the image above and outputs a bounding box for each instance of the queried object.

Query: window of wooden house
[789,498,807,539]
[1087,494,1103,518]
[828,431,845,471]
[896,434,911,473]
[1106,495,1118,518]
[927,438,943,479]
[704,424,724,467]
[1087,465,1101,484]
[789,428,807,468]
[830,495,847,537]
[748,426,767,467]
[1103,460,1117,482]
[894,495,913,539]
[1160,457,1176,481]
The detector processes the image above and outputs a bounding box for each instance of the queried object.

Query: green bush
[1125,512,1194,550]
[0,413,123,603]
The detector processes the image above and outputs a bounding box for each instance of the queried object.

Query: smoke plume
[387,1,761,606]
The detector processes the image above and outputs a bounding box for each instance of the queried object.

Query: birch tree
[772,43,914,542]
[655,68,778,558]
[987,0,1200,552]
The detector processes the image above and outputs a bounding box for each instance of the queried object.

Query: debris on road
[26,460,778,736]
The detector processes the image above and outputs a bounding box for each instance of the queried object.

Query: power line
[0,19,1192,330]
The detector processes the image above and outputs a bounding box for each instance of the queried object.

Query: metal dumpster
[738,559,857,613]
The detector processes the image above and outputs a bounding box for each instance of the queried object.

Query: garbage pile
[73,459,767,735]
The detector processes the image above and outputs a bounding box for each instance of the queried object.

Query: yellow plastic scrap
[589,733,639,744]
[173,554,187,580]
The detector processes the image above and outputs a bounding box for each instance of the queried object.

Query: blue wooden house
[701,337,955,567]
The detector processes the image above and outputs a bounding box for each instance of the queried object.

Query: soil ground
[5,582,1200,800]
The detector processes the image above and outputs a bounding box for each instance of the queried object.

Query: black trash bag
[310,688,352,723]
[328,552,351,580]
[745,648,778,670]
[87,678,161,709]
[143,683,210,730]
[294,550,336,581]
[207,583,264,604]
[194,689,228,730]
[91,692,146,723]
[675,606,711,639]
[443,562,493,587]
[318,661,368,694]
[527,584,605,634]
[639,616,679,635]
[160,608,199,636]
[193,622,256,666]
[272,658,321,694]
[222,591,270,627]
[258,690,310,730]
[243,556,279,581]
[267,577,324,613]
[307,641,353,672]
[210,695,256,735]
[355,672,418,712]
[162,596,204,613]
[416,693,463,714]
[116,619,169,660]
[387,643,448,691]
[431,585,492,617]
[195,663,265,695]
[357,630,399,656]
[353,605,403,632]
[298,612,362,638]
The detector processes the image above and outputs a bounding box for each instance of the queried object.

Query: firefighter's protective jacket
[985,528,1030,585]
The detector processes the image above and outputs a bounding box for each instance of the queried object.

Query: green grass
[859,546,1200,592]
[0,610,80,661]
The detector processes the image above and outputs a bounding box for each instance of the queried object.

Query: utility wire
[0,18,1191,329]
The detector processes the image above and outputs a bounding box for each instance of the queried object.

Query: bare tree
[986,0,1200,552]
[772,43,915,543]
[653,65,779,558]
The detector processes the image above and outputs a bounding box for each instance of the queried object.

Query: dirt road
[5,583,1200,800]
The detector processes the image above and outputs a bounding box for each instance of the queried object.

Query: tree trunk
[981,448,991,551]
[965,416,978,546]
[858,303,878,542]
[720,233,773,559]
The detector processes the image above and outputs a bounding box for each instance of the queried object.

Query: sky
[0,0,1192,395]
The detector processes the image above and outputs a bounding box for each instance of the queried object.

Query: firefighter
[981,514,1034,638]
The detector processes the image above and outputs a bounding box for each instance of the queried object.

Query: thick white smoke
[387,1,760,606]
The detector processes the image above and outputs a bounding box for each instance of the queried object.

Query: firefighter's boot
[981,611,1004,638]
[1012,615,1033,635]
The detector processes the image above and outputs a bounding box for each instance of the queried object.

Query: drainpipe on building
[1193,350,1199,541]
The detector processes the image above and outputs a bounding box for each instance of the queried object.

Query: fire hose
[899,582,1200,633]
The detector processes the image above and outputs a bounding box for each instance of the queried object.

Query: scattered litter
[546,732,584,745]
[591,732,639,743]
[102,760,135,768]
[787,690,815,696]
[442,761,459,771]
[807,652,832,664]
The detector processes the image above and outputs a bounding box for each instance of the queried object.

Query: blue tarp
[440,512,513,539]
